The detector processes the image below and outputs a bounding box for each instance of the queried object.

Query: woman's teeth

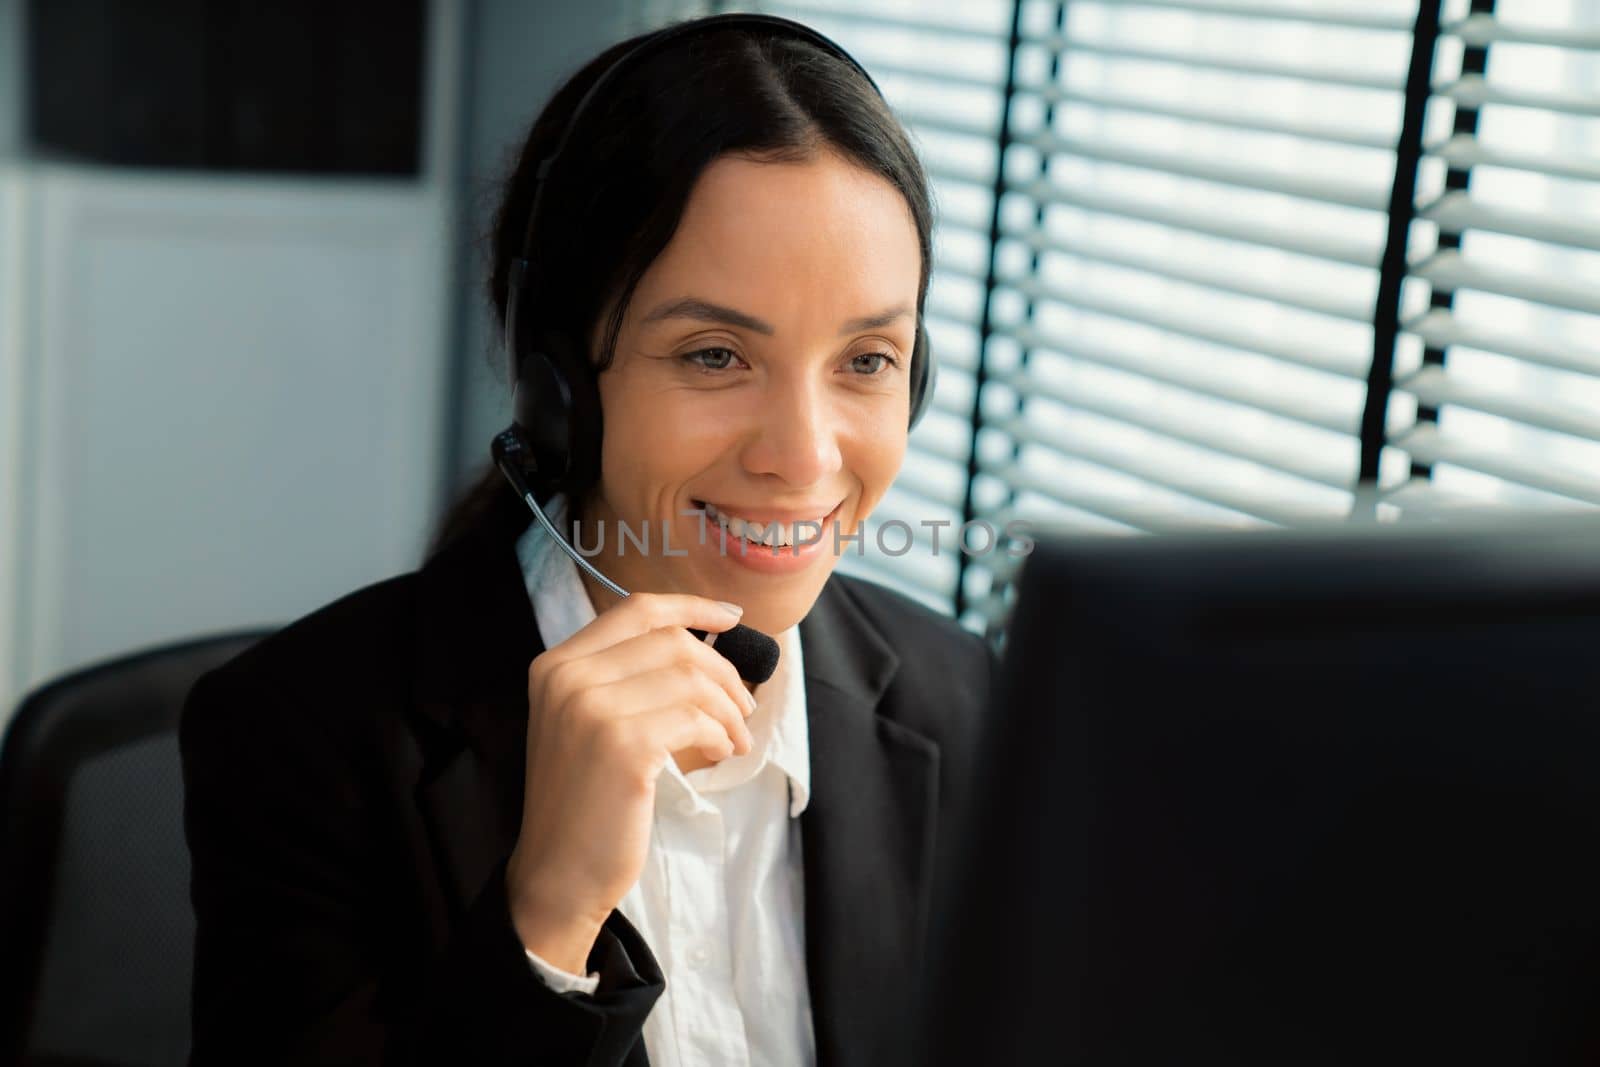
[700,502,825,548]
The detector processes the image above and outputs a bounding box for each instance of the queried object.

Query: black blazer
[179,488,996,1066]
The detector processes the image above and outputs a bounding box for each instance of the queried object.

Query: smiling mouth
[690,499,842,549]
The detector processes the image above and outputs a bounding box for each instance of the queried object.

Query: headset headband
[511,14,887,347]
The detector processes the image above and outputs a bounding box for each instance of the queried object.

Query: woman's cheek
[854,417,910,499]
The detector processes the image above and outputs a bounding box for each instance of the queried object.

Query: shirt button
[676,797,697,817]
[688,945,710,969]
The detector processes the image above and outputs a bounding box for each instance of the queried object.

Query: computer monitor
[912,514,1600,1066]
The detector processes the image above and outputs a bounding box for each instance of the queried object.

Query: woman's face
[576,148,922,636]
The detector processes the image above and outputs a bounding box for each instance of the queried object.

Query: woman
[179,14,995,1067]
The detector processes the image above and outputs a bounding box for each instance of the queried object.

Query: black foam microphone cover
[690,622,781,685]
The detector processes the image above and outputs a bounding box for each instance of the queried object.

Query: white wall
[0,167,23,708]
[1,2,462,715]
[9,172,453,696]
[1,0,27,706]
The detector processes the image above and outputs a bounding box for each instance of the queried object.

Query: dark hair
[426,18,934,559]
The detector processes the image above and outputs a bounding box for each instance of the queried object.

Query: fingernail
[717,600,744,618]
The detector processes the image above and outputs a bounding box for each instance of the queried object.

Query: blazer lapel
[799,581,942,1067]
[407,491,542,923]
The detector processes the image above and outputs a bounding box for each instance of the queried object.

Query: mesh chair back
[0,631,272,1067]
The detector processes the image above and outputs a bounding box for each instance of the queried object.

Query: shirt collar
[516,493,811,817]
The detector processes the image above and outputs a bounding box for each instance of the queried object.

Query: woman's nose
[741,377,844,487]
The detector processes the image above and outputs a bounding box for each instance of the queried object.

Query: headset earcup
[506,261,568,496]
[909,320,936,430]
[537,330,603,500]
[514,346,571,479]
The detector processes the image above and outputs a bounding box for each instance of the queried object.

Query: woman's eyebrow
[640,297,913,336]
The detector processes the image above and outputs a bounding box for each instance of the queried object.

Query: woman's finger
[554,625,758,722]
[585,663,755,755]
[628,701,744,767]
[546,591,744,665]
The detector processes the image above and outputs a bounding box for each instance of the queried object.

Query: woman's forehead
[687,152,915,249]
[635,151,921,323]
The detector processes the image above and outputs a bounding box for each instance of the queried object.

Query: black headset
[498,12,937,503]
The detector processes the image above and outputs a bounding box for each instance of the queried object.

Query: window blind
[701,0,1600,636]
[730,0,1419,629]
[1380,5,1600,520]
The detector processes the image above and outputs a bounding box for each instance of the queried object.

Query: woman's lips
[690,498,843,525]
[688,499,846,573]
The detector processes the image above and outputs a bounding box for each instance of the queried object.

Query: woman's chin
[728,583,827,638]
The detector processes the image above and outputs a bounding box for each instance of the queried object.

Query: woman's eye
[681,347,744,373]
[850,351,900,375]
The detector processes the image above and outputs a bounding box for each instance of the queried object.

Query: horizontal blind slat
[1071,0,1415,32]
[835,542,958,606]
[1394,423,1600,506]
[989,364,1356,487]
[1001,224,1375,323]
[888,462,966,512]
[1377,475,1530,516]
[972,454,1299,531]
[992,364,1356,486]
[1410,249,1600,319]
[1022,31,1405,91]
[932,259,991,287]
[928,200,994,235]
[923,315,982,374]
[978,457,1216,533]
[1012,323,1363,434]
[987,411,1343,524]
[1434,74,1600,119]
[1015,79,1397,150]
[1396,366,1600,444]
[869,56,1009,92]
[1418,190,1600,255]
[1404,308,1600,378]
[1427,132,1600,185]
[1000,273,1372,380]
[931,388,972,421]
[1012,176,1381,265]
[1443,13,1600,50]
[1027,130,1393,211]
[908,424,973,468]
[896,107,998,142]
[757,2,1005,39]
[927,158,995,188]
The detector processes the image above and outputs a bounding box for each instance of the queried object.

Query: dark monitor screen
[914,515,1600,1066]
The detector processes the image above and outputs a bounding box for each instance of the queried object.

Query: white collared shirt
[514,493,817,1067]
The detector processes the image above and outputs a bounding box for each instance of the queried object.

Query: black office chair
[0,630,273,1067]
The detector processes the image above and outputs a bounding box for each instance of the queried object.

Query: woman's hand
[504,592,757,974]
